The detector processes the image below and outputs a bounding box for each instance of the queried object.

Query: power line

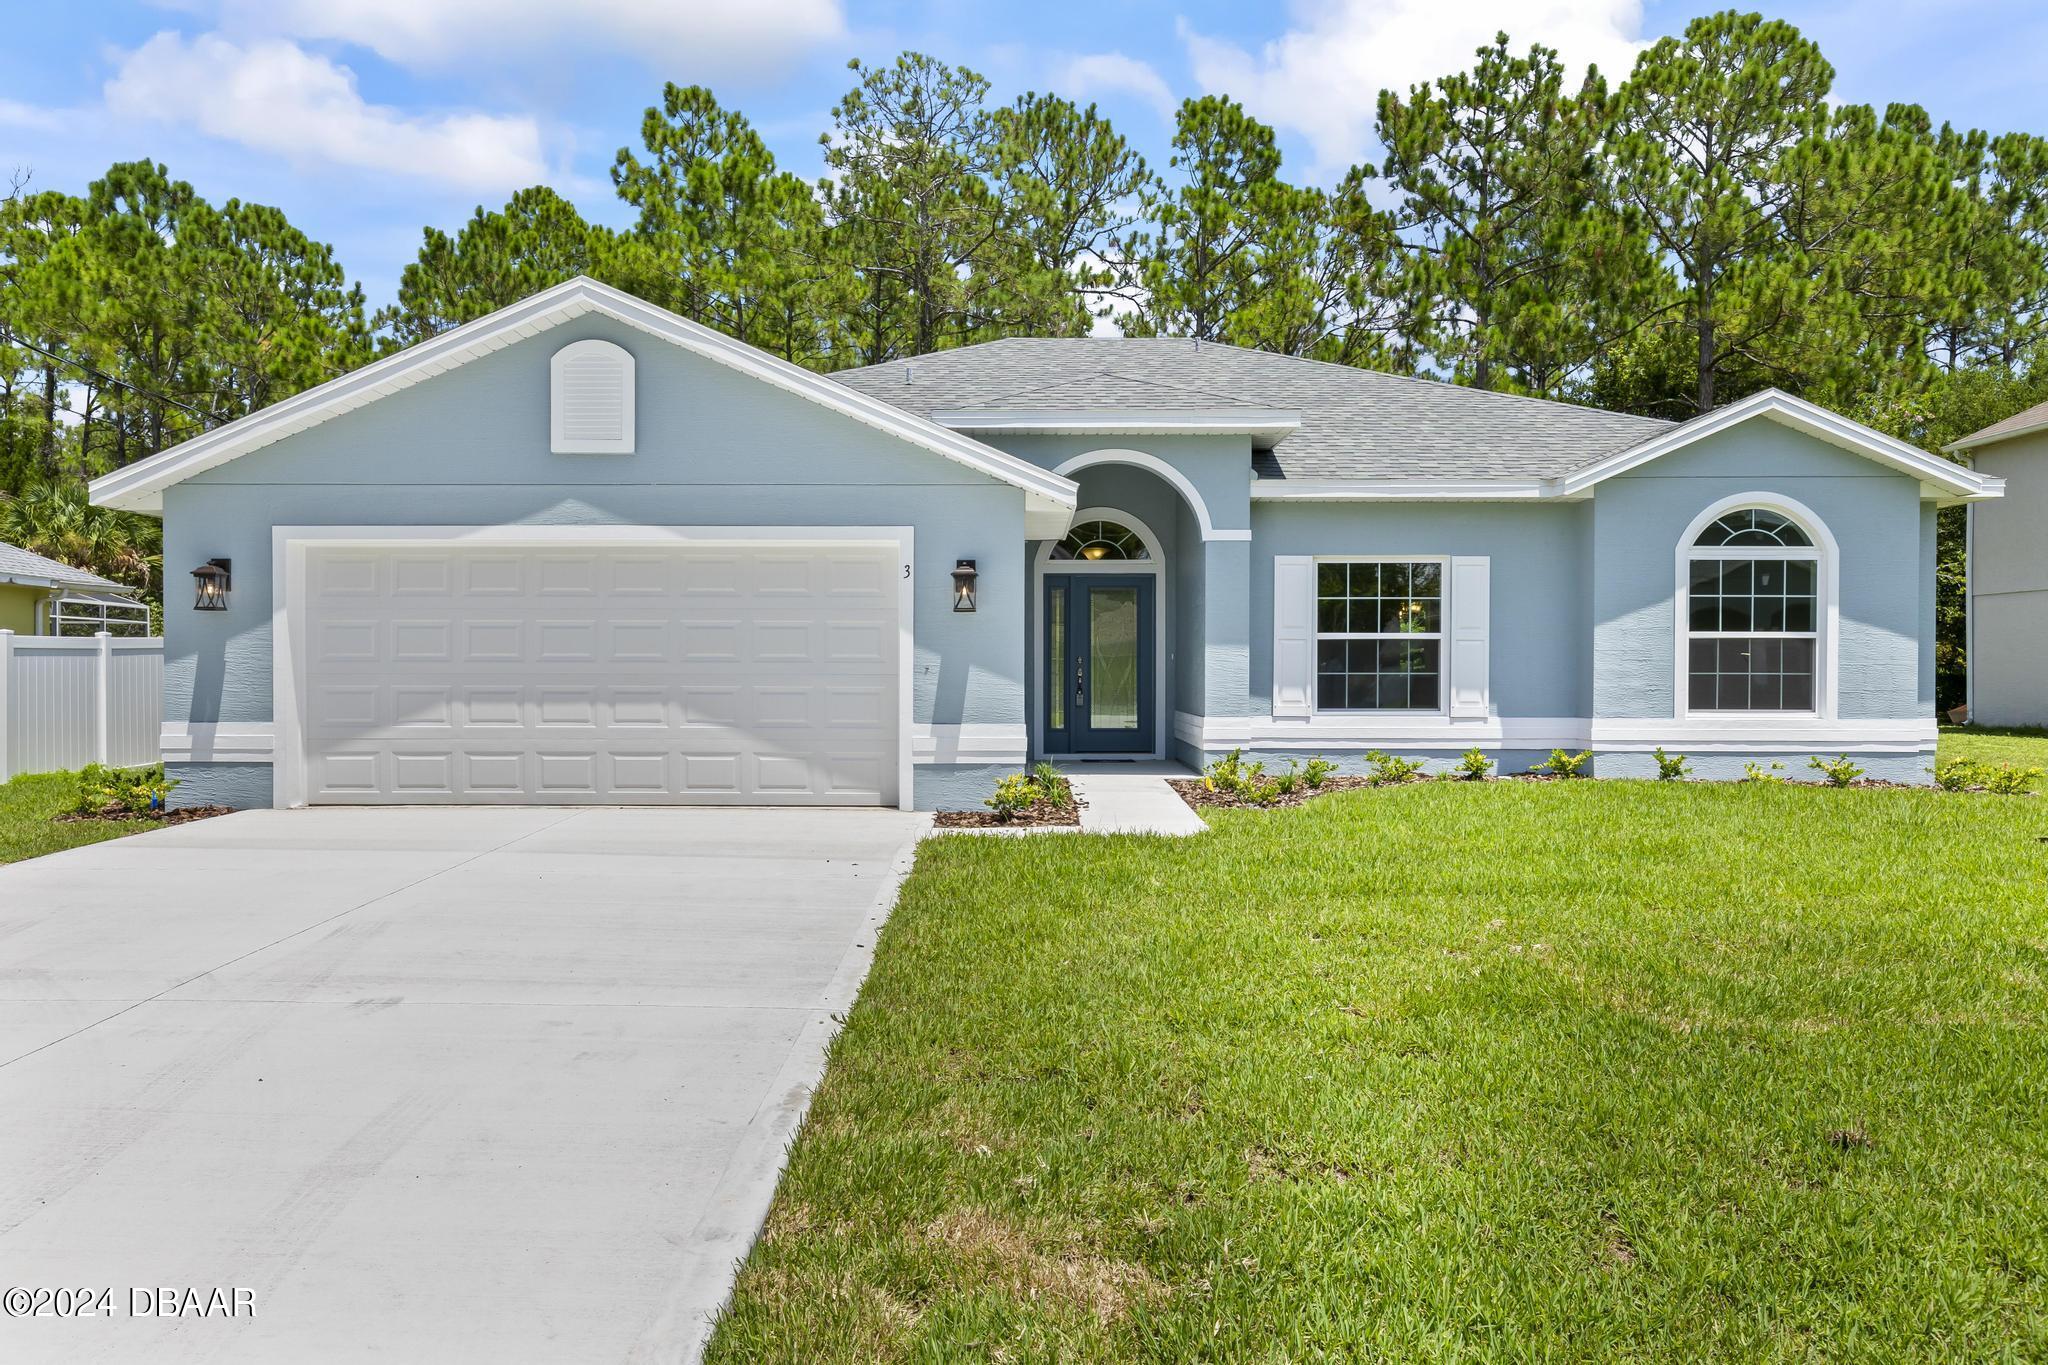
[4,335,211,421]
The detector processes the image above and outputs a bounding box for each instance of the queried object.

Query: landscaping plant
[1932,757,1981,791]
[1653,746,1691,780]
[1029,761,1072,806]
[1979,762,2043,796]
[1808,754,1865,788]
[983,774,1041,821]
[1538,748,1592,778]
[1300,756,1338,789]
[73,762,178,816]
[1365,750,1427,786]
[1743,761,1789,784]
[1453,747,1494,781]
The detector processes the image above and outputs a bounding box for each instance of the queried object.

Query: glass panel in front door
[1088,587,1140,730]
[1047,586,1067,731]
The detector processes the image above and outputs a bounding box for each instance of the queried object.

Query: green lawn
[709,781,2048,1362]
[1942,724,2048,775]
[0,770,158,865]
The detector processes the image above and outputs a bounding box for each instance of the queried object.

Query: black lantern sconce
[951,559,978,613]
[191,558,231,611]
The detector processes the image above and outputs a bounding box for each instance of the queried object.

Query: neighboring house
[1949,402,2048,726]
[87,278,2003,810]
[0,540,149,637]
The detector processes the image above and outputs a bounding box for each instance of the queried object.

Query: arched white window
[550,338,635,453]
[1049,518,1152,561]
[1680,502,1830,714]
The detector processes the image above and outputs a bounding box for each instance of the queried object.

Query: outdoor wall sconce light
[951,559,978,612]
[191,558,231,611]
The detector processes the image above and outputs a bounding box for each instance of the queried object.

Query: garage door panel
[301,543,898,805]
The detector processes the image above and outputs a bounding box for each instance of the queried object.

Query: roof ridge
[972,368,1274,409]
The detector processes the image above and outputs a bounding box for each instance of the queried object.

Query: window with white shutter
[550,339,635,453]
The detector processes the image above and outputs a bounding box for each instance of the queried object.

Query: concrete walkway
[1069,762,1207,836]
[0,805,927,1365]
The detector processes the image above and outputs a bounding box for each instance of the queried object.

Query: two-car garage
[288,535,905,807]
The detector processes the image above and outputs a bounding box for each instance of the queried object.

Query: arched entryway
[1032,507,1166,758]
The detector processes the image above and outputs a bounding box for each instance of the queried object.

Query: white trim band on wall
[162,722,277,764]
[912,724,1029,766]
[1176,711,1938,754]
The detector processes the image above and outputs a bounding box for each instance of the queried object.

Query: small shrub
[1203,749,1254,793]
[984,774,1041,821]
[1242,776,1284,806]
[1269,763,1301,797]
[1743,761,1788,785]
[1980,762,2043,796]
[1538,748,1592,779]
[1365,750,1426,786]
[1652,747,1691,781]
[1030,760,1072,806]
[1808,754,1865,788]
[1931,758,1981,792]
[1453,748,1494,781]
[1301,756,1338,789]
[74,762,178,816]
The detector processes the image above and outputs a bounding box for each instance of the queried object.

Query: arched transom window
[1685,506,1822,713]
[1051,519,1150,561]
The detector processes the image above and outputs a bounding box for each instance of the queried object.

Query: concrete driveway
[0,806,927,1364]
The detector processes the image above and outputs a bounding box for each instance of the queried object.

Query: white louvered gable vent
[550,339,635,453]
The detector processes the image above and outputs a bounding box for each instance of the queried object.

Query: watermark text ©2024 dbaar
[4,1286,254,1318]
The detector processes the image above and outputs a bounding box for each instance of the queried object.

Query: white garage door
[298,541,900,805]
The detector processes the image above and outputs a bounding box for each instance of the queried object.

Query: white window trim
[1030,507,1168,761]
[271,524,916,811]
[1310,554,1452,719]
[1674,493,1839,722]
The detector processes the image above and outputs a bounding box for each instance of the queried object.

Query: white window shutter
[550,339,635,453]
[1449,555,1491,719]
[1272,556,1316,718]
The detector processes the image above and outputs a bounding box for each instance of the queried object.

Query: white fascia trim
[1944,415,2048,453]
[89,277,1078,521]
[163,722,277,764]
[1176,711,1935,754]
[1553,389,2004,504]
[912,723,1029,766]
[1250,478,1550,502]
[935,408,1301,442]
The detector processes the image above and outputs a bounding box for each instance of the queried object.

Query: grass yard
[1942,725,2048,775]
[710,780,2048,1362]
[0,770,158,865]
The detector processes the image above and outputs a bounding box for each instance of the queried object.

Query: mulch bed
[1172,771,1947,812]
[932,794,1084,828]
[56,804,235,826]
[1169,775,1369,811]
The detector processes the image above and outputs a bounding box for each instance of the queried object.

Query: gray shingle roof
[1950,398,2048,452]
[831,338,1672,481]
[0,540,128,593]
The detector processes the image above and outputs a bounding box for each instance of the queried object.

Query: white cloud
[0,98,65,133]
[1181,0,1646,177]
[201,0,846,78]
[105,32,548,190]
[1062,53,1178,124]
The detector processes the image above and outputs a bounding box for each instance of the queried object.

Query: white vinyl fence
[0,630,164,780]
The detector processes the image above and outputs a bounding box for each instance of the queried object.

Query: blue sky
[5,1,2046,310]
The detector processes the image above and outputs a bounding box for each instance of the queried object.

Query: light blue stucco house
[88,278,2003,809]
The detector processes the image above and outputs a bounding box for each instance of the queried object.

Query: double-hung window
[1685,508,1820,712]
[1314,559,1443,710]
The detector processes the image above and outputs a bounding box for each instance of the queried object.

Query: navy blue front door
[1043,574,1155,755]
